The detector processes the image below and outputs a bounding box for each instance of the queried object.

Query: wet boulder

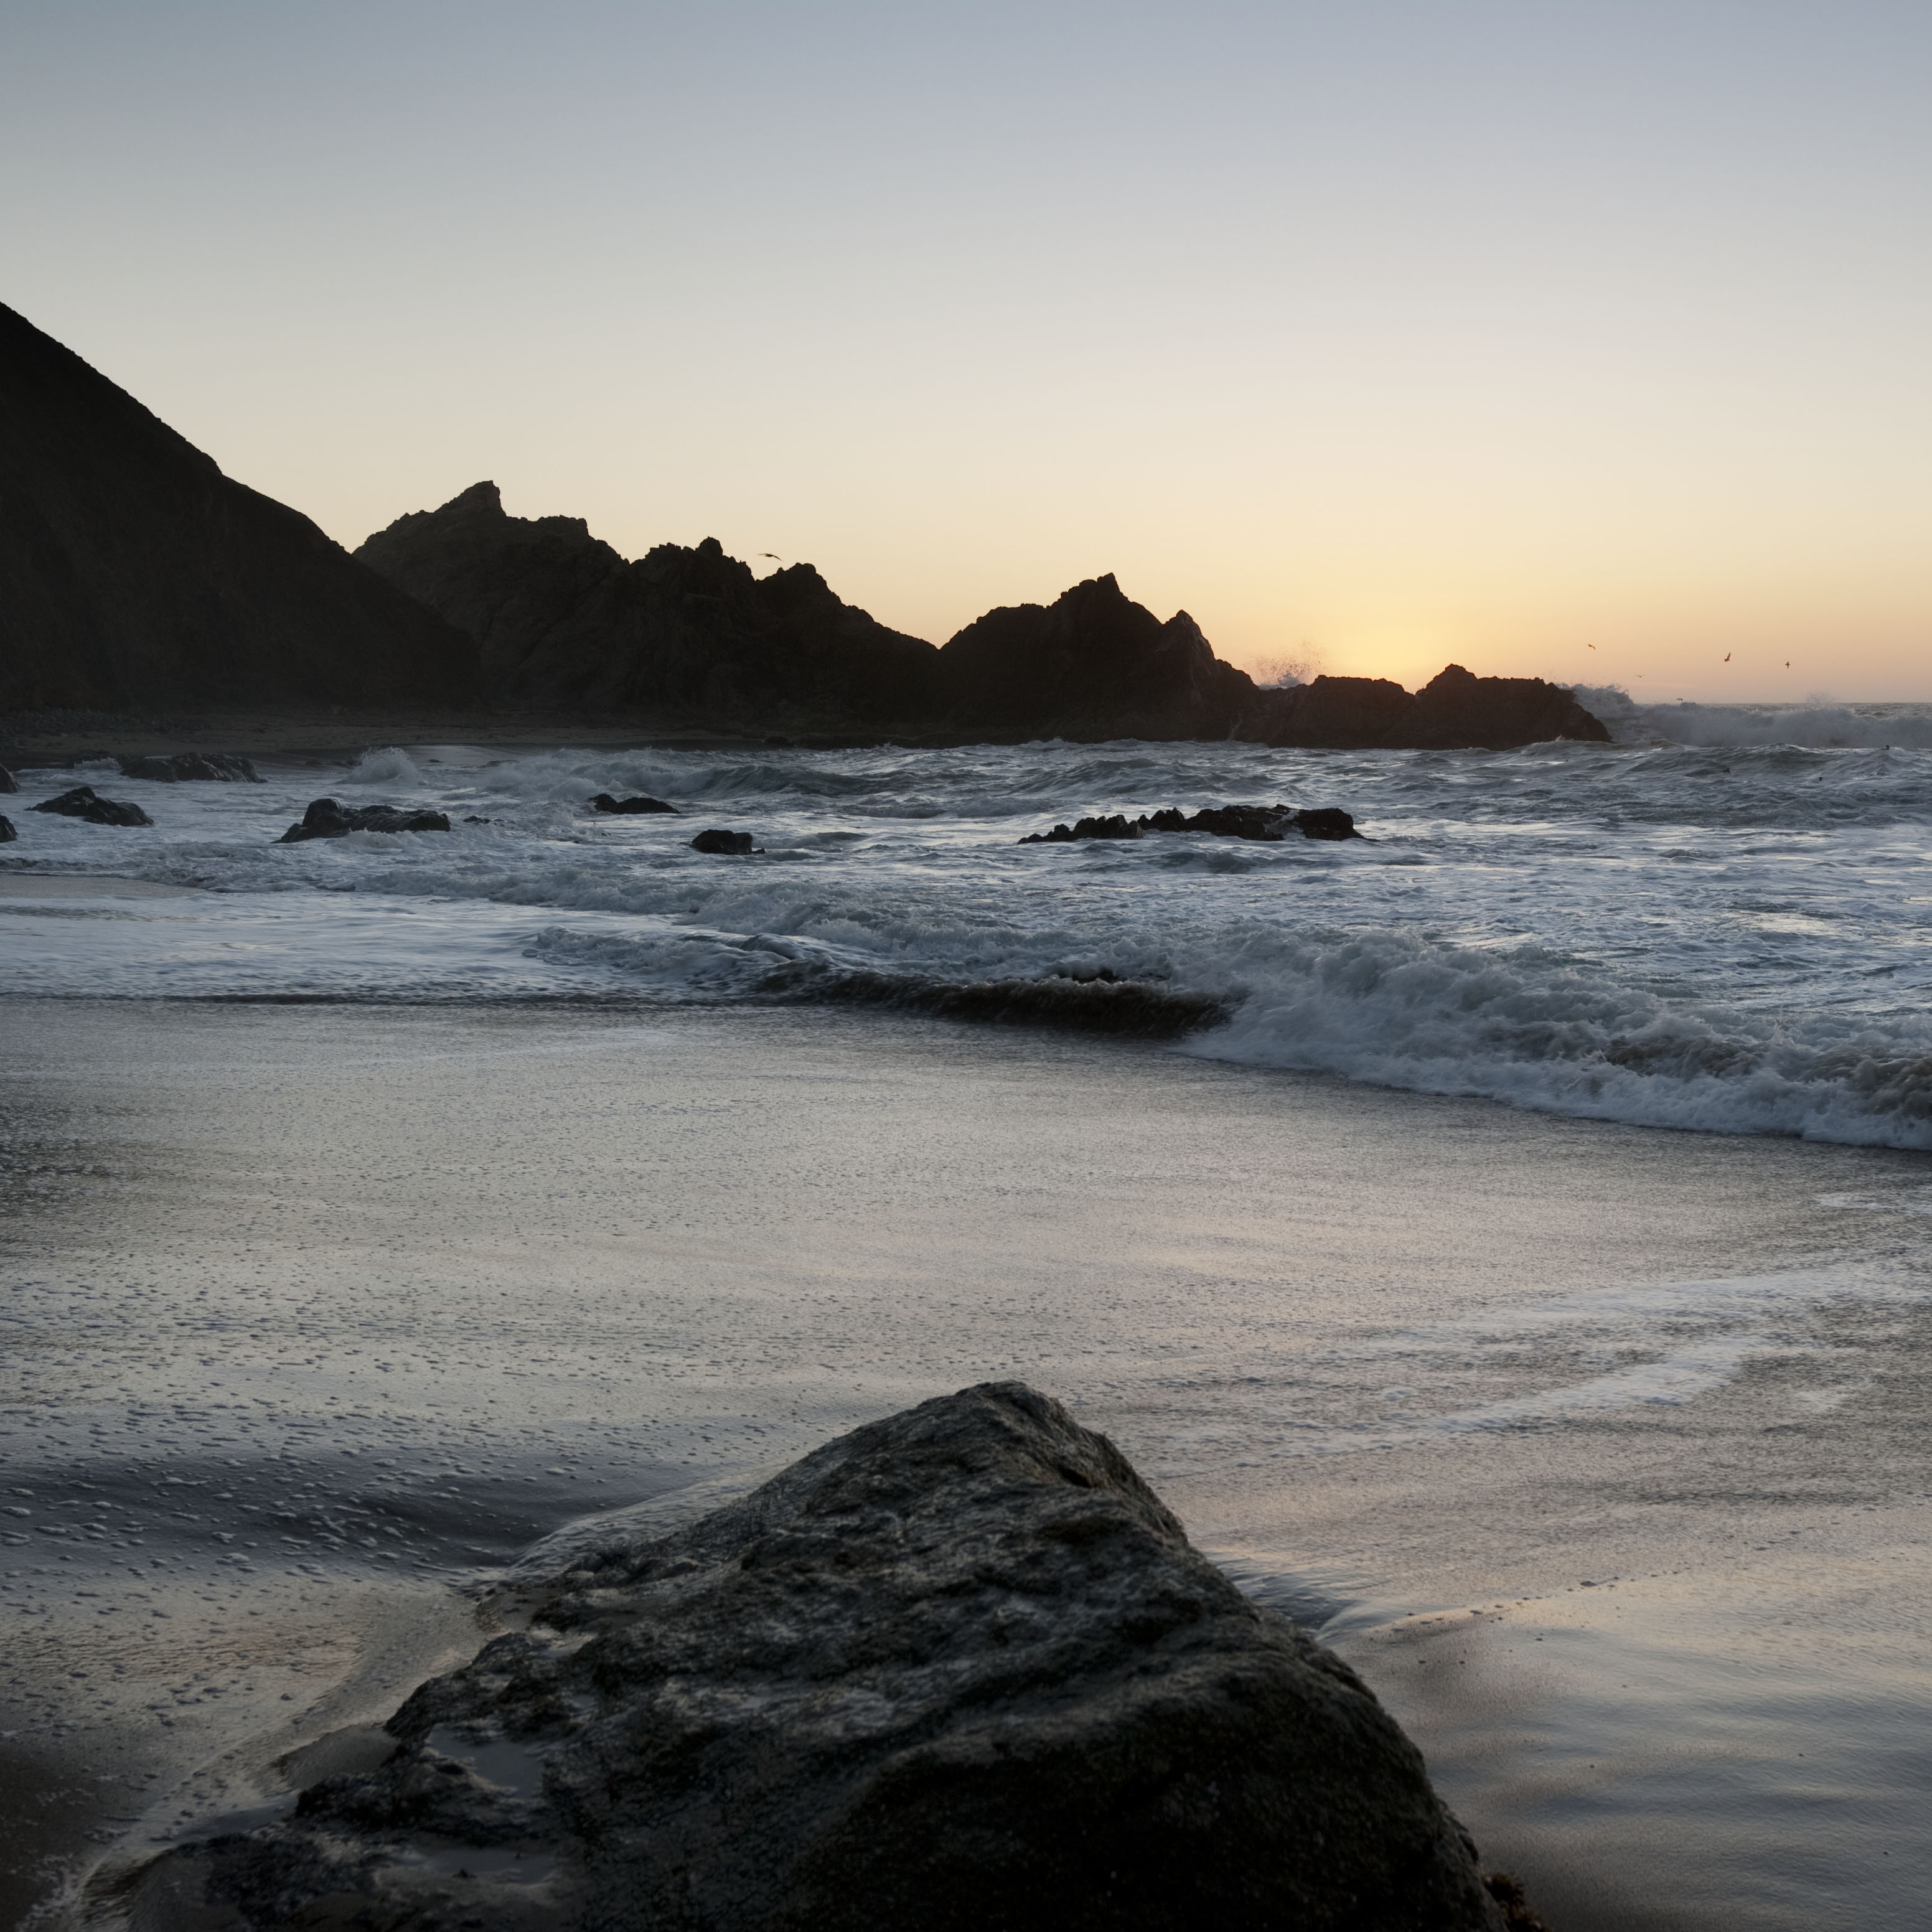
[276,798,452,843]
[589,792,678,814]
[0,764,17,793]
[125,1384,1510,1932]
[116,753,261,782]
[29,784,154,827]
[1018,804,1361,845]
[1293,807,1361,840]
[1184,804,1295,840]
[0,815,14,842]
[690,827,759,855]
[1018,814,1145,844]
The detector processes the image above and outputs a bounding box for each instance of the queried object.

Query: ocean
[3,702,1930,1928]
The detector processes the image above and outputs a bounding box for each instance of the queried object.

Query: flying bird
[761,552,784,562]
[1723,653,1730,662]
[1587,643,1595,650]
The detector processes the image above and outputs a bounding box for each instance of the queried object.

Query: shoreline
[3,996,1930,1928]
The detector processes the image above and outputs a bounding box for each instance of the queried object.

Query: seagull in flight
[1723,653,1730,662]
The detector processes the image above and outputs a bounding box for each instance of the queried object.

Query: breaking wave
[1573,687,1932,751]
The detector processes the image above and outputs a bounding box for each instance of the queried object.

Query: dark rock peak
[0,301,477,713]
[122,1384,1508,1931]
[0,815,15,842]
[0,766,17,794]
[936,573,1254,737]
[356,489,939,723]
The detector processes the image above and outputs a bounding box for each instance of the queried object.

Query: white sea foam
[1572,686,1932,750]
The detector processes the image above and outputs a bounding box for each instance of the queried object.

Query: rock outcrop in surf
[276,799,452,842]
[29,784,153,827]
[0,302,477,714]
[116,753,262,782]
[1020,804,1362,843]
[120,1384,1508,1931]
[1263,665,1606,751]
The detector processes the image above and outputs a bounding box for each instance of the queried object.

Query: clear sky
[4,2,1928,698]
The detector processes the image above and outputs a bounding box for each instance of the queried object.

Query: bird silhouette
[761,552,784,561]
[1723,653,1731,662]
[1587,643,1596,650]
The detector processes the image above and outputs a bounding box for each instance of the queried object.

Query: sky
[4,1,1928,699]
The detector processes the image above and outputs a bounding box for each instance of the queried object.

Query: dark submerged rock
[29,784,153,827]
[1018,813,1145,844]
[589,792,677,815]
[689,827,759,855]
[116,752,262,782]
[276,798,453,843]
[1021,805,1361,845]
[0,764,17,793]
[130,1385,1507,1932]
[0,814,14,841]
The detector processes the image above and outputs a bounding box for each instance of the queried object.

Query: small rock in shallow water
[0,814,15,841]
[276,799,453,843]
[29,785,154,827]
[0,764,17,793]
[1020,804,1360,845]
[589,793,677,815]
[120,1384,1509,1931]
[690,828,759,855]
[116,753,261,782]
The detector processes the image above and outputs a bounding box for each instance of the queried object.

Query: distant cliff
[355,482,940,724]
[357,489,1606,748]
[1260,665,1608,750]
[0,301,1607,749]
[0,302,475,713]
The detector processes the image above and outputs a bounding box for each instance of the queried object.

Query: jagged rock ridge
[354,482,940,723]
[357,487,1608,746]
[0,302,476,713]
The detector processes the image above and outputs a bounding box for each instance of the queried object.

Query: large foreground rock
[125,1384,1508,1931]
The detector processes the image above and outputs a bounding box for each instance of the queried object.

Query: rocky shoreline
[101,1386,1537,1931]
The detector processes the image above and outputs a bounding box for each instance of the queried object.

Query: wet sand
[2,997,1928,1928]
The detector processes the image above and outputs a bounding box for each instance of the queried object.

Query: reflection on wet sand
[2,997,1928,1929]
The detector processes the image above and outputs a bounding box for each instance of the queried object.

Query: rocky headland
[109,1384,1522,1931]
[0,304,476,716]
[2,301,1607,752]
